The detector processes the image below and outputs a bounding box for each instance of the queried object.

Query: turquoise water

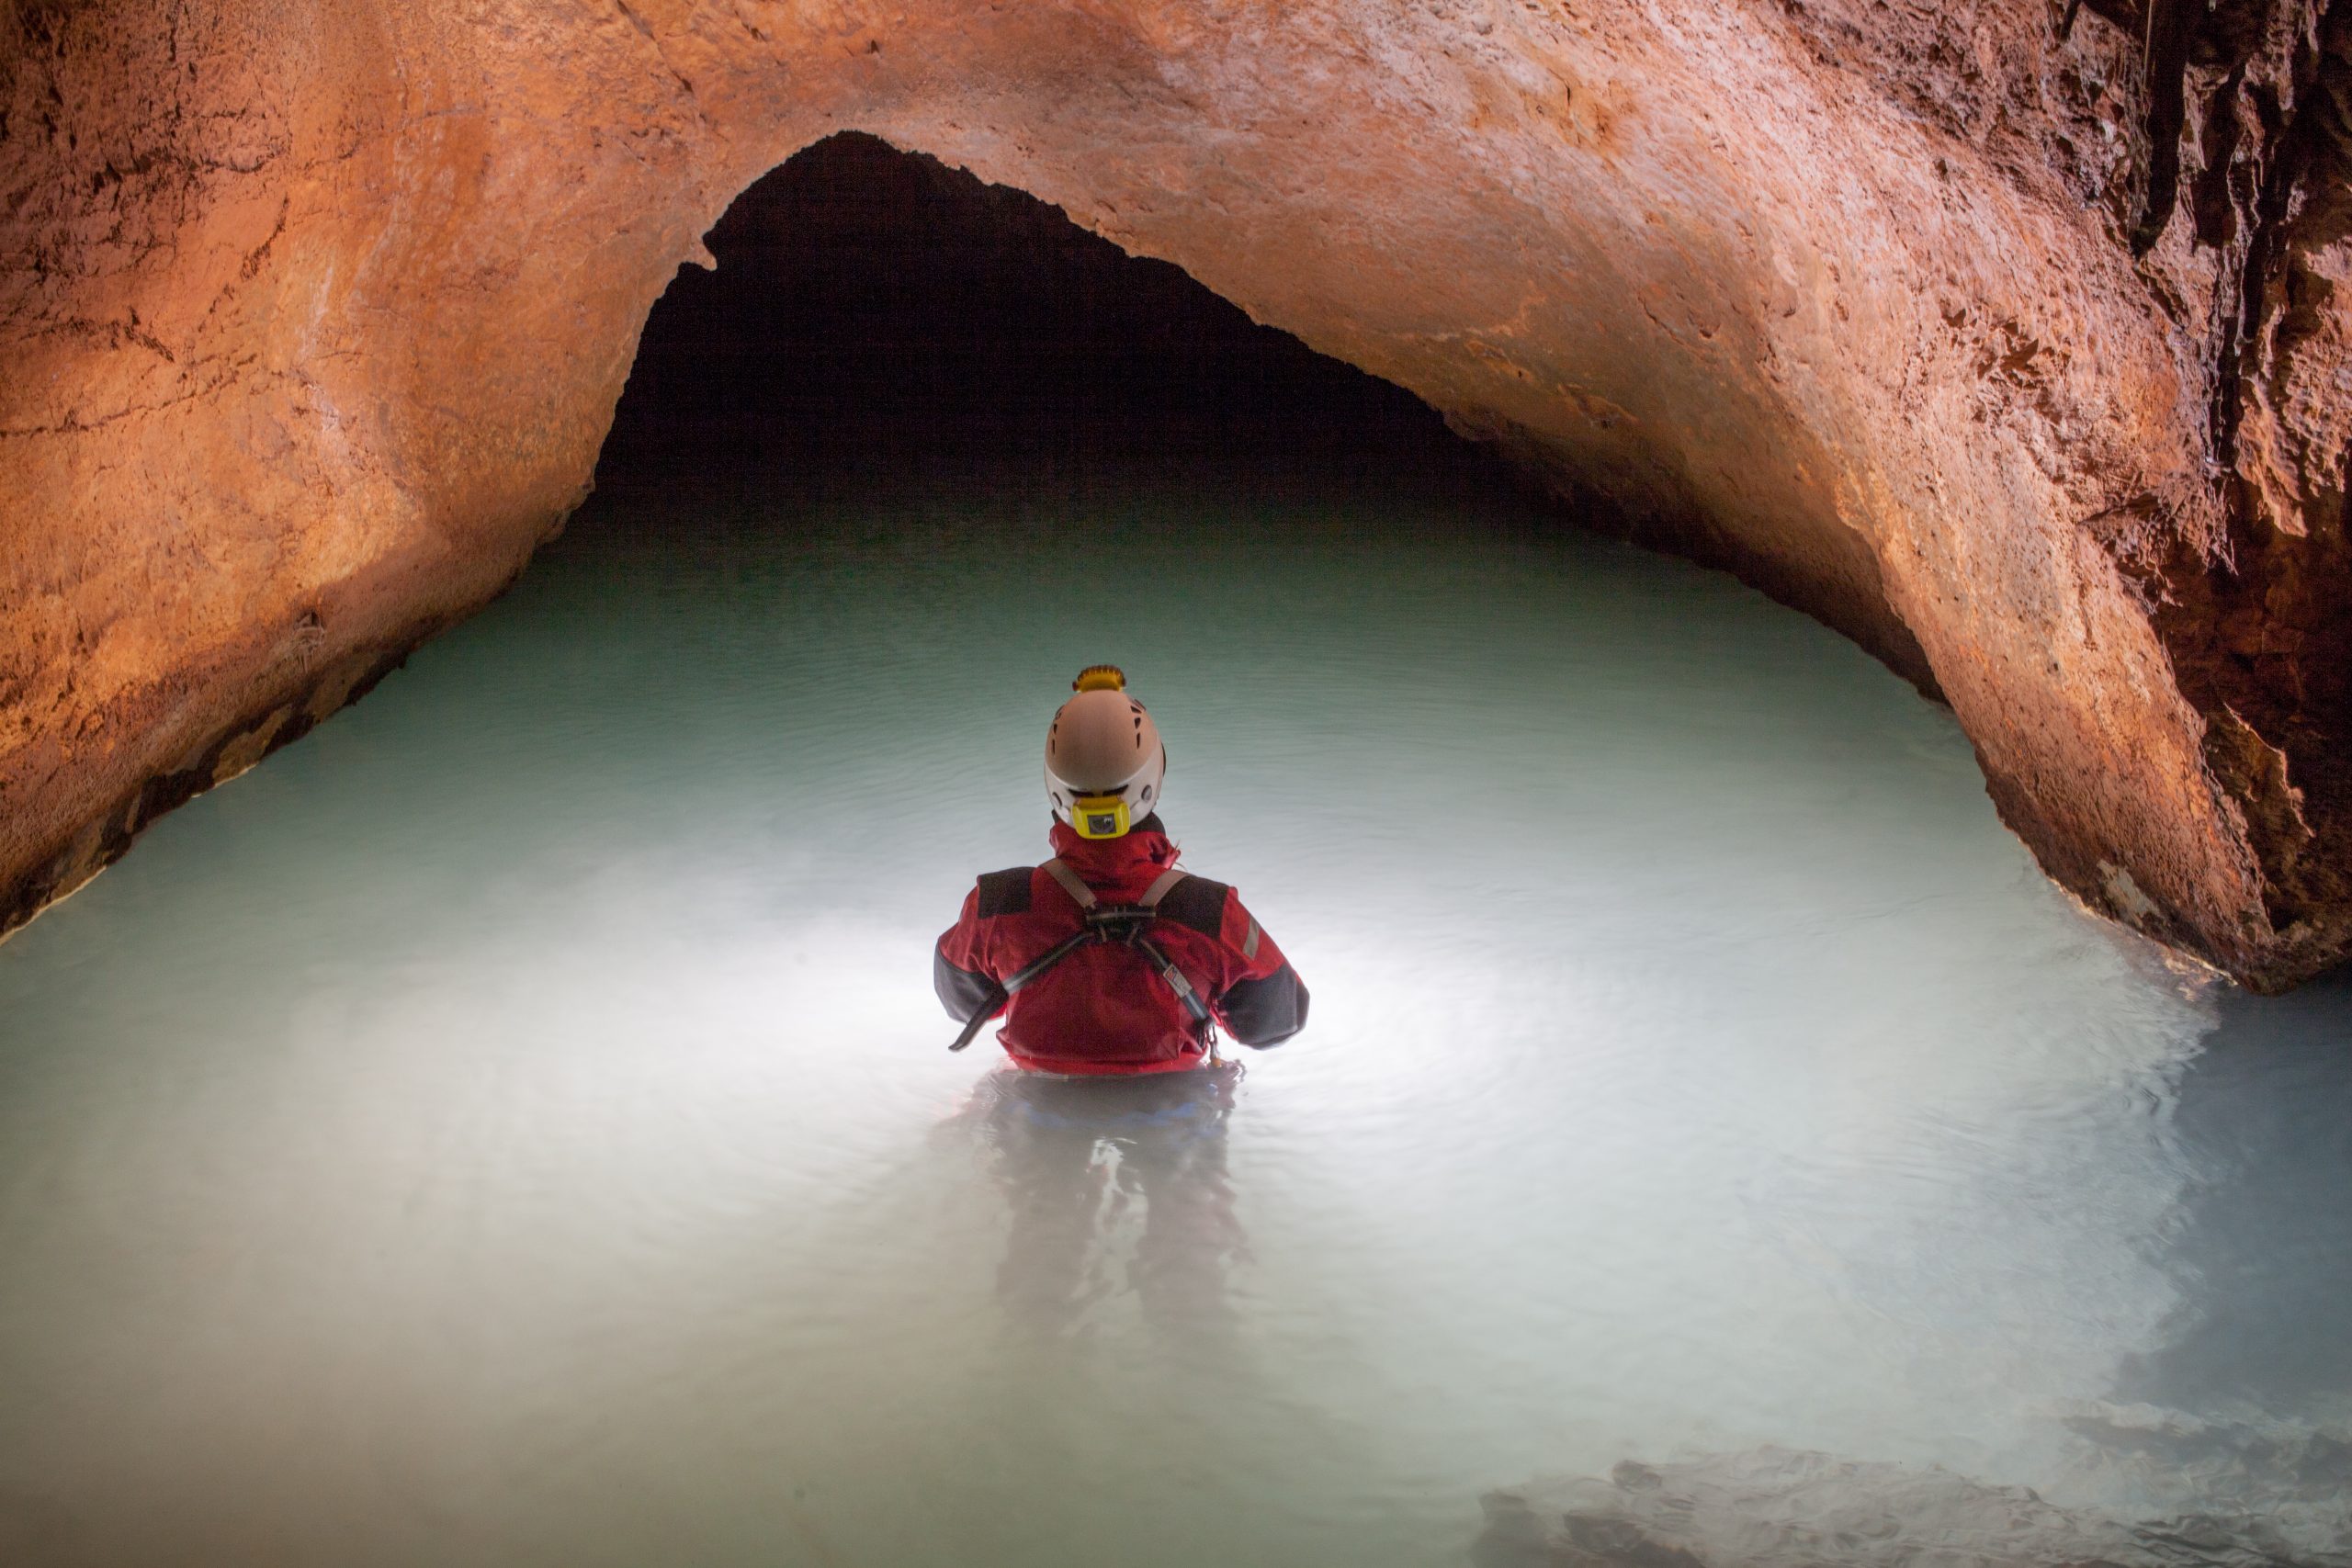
[1,458,2346,1565]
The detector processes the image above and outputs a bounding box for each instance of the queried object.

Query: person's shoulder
[1153,873,1231,938]
[974,865,1036,918]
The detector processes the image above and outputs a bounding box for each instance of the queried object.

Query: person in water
[934,665,1309,1074]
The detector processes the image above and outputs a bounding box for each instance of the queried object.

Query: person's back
[933,666,1308,1075]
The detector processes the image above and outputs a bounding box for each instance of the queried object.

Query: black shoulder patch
[1152,875,1230,939]
[976,867,1035,919]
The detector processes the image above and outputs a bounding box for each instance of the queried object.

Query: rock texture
[1474,1446,2348,1567]
[3,1,2350,987]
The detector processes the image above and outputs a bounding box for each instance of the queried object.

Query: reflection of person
[947,1065,1249,1338]
[933,665,1309,1075]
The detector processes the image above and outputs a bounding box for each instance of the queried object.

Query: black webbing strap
[946,865,1213,1052]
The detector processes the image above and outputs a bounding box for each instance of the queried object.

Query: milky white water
[2,460,2346,1565]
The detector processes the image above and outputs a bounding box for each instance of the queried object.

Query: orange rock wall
[3,0,2348,987]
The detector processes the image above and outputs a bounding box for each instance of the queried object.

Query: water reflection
[942,1065,1248,1344]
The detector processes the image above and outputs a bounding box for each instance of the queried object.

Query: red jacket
[934,817,1309,1075]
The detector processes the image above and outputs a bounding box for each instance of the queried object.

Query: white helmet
[1045,666,1167,839]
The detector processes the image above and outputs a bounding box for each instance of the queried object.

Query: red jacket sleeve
[933,883,1000,1021]
[1206,888,1309,1047]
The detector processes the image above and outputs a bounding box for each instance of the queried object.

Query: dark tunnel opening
[590,131,1521,507]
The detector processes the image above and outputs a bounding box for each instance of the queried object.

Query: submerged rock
[1476,1446,2339,1568]
[4,2,2352,986]
[1476,1445,2350,1568]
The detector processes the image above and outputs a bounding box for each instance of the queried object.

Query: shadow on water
[933,1065,1249,1348]
[2041,968,2352,1548]
[2121,970,2352,1420]
[1476,976,2352,1567]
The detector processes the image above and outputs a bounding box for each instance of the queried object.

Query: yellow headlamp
[1071,794,1132,840]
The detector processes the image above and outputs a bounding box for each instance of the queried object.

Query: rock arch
[4,1,2348,987]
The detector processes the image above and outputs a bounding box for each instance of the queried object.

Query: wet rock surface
[5,2,2352,986]
[1476,1439,2352,1568]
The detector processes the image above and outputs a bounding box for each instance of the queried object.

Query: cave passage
[593,131,1499,500]
[1,134,2350,1566]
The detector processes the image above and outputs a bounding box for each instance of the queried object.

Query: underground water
[2,136,2348,1567]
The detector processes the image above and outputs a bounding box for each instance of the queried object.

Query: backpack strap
[1041,858,1097,910]
[968,861,1215,1048]
[1147,874,1228,940]
[1043,859,1189,913]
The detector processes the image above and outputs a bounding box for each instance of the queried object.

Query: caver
[934,666,1310,1075]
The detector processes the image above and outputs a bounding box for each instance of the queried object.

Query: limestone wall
[4,1,2348,987]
